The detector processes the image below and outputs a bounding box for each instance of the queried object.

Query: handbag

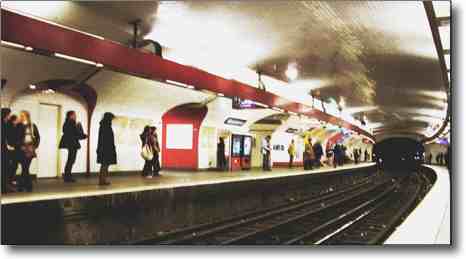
[140,136,154,161]
[77,122,87,140]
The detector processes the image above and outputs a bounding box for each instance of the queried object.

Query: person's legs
[1,149,9,193]
[262,154,267,171]
[289,155,293,168]
[142,160,150,177]
[20,157,33,192]
[99,164,110,185]
[64,149,78,182]
[153,154,160,176]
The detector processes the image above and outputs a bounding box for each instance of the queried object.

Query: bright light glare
[433,1,450,18]
[29,84,37,90]
[285,63,298,81]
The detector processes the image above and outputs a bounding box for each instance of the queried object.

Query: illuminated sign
[232,97,264,110]
[224,117,247,126]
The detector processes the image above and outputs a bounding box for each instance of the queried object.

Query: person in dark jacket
[59,111,87,183]
[313,141,323,168]
[17,110,40,192]
[2,108,12,193]
[96,112,116,186]
[217,137,226,171]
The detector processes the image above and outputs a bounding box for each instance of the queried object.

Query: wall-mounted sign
[166,124,193,149]
[224,117,247,127]
[285,128,300,134]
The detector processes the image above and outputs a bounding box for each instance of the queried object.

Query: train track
[132,170,433,246]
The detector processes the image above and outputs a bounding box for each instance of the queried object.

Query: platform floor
[384,165,451,245]
[1,163,374,205]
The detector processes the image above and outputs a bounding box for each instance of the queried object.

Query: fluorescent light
[1,41,26,49]
[29,84,37,90]
[96,63,104,68]
[217,93,225,97]
[186,85,195,89]
[166,79,188,87]
[54,53,97,66]
[24,46,33,51]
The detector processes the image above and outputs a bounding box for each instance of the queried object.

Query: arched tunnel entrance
[373,138,425,172]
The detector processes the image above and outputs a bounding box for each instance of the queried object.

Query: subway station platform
[385,165,451,245]
[1,163,374,205]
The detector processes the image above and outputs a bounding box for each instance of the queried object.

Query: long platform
[385,165,451,245]
[1,163,375,205]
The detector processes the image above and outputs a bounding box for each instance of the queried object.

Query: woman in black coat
[96,112,116,186]
[59,111,87,183]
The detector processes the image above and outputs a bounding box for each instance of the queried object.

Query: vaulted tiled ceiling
[2,1,450,140]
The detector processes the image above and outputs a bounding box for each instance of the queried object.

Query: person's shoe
[146,175,153,179]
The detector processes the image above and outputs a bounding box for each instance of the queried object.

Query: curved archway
[161,103,208,170]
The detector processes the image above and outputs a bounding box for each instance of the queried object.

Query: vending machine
[230,134,252,171]
[230,134,243,171]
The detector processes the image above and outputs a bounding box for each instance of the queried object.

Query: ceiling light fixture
[285,63,298,81]
[54,53,98,66]
[29,84,37,90]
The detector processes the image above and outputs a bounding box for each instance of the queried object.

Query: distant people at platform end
[97,112,116,186]
[303,137,315,170]
[59,111,87,183]
[16,111,41,192]
[262,135,271,171]
[332,143,345,168]
[427,153,432,165]
[217,137,227,171]
[140,126,160,178]
[287,139,296,168]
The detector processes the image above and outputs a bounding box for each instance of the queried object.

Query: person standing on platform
[262,135,272,171]
[2,108,12,193]
[217,137,227,171]
[150,126,161,177]
[96,112,116,186]
[59,111,87,183]
[364,150,369,162]
[427,153,432,165]
[332,144,339,168]
[313,141,323,168]
[353,148,360,164]
[287,139,296,168]
[304,137,315,170]
[16,110,40,192]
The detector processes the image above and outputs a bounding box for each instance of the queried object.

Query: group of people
[2,108,41,193]
[426,152,448,166]
[1,107,164,194]
[301,138,324,170]
[352,148,370,164]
